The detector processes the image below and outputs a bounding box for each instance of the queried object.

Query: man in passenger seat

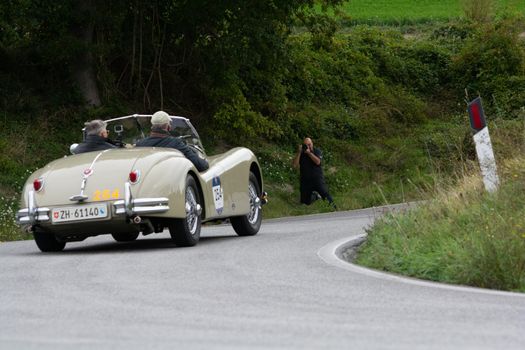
[73,120,117,154]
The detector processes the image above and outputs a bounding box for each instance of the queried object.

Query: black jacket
[73,135,117,154]
[299,147,324,180]
[135,133,209,172]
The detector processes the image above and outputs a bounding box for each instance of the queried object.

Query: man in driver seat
[136,111,209,172]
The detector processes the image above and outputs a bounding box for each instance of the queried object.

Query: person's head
[303,137,313,151]
[151,110,171,132]
[85,120,109,138]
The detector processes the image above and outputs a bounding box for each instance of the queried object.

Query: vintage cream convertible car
[16,114,266,252]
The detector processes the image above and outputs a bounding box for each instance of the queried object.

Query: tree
[0,0,102,106]
[1,0,342,114]
[71,0,100,106]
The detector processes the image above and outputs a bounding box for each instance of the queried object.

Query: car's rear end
[16,148,189,250]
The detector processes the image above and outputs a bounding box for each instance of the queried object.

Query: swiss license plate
[51,204,108,223]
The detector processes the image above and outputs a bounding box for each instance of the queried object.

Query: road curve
[1,208,524,349]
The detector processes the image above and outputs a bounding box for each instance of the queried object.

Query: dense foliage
[0,1,341,119]
[2,1,524,144]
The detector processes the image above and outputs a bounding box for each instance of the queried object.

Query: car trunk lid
[30,148,183,206]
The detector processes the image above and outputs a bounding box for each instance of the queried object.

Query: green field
[335,0,525,23]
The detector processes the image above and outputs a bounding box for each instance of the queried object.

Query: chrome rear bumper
[16,191,50,225]
[113,182,169,216]
[16,182,170,226]
[16,207,50,224]
[113,198,170,215]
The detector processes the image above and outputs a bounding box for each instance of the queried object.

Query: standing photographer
[292,137,336,209]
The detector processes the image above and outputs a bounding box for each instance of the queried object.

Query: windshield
[104,115,206,155]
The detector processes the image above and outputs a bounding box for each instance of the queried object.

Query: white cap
[151,111,171,125]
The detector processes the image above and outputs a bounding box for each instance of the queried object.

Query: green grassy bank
[357,151,525,292]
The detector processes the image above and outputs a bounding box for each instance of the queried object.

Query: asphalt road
[1,208,524,349]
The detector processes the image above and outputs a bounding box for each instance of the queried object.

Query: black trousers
[300,176,334,205]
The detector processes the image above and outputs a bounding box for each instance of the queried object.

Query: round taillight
[33,178,44,192]
[129,170,140,184]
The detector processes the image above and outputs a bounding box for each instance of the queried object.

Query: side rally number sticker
[212,176,224,215]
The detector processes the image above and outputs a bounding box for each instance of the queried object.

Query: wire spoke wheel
[169,175,202,247]
[185,185,199,235]
[247,181,260,225]
[231,172,262,236]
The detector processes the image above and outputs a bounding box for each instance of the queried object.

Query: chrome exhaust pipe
[132,216,142,224]
[260,192,268,205]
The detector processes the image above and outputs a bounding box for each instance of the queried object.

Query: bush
[0,195,26,242]
[452,22,525,117]
[211,90,282,146]
[283,28,450,139]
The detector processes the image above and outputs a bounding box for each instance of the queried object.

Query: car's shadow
[24,234,240,255]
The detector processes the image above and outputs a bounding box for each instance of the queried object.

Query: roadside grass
[356,155,525,292]
[0,195,27,242]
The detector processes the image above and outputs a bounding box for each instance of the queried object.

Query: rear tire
[231,172,262,236]
[34,229,66,252]
[169,175,202,247]
[111,232,139,242]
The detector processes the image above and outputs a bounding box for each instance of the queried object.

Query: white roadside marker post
[468,97,499,193]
